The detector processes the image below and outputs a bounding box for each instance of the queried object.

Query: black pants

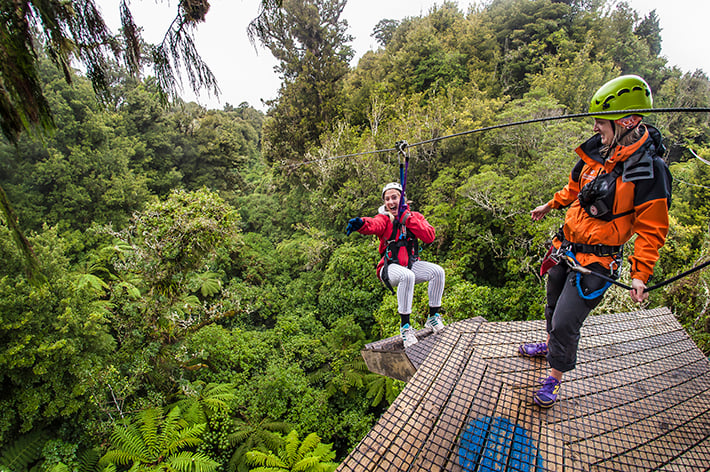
[545,262,609,373]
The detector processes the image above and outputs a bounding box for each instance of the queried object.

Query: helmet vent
[617,88,631,96]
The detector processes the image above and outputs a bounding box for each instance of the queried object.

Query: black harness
[380,215,420,294]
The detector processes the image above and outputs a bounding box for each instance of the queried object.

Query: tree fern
[244,430,338,472]
[227,418,290,472]
[170,381,237,426]
[101,406,214,472]
[0,431,48,472]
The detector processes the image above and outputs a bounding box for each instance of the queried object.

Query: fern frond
[78,448,101,472]
[245,450,287,469]
[166,451,219,472]
[262,421,292,435]
[226,443,248,472]
[312,443,335,463]
[100,450,141,467]
[292,456,321,472]
[77,273,109,294]
[256,430,285,453]
[138,408,162,457]
[99,462,117,472]
[297,433,321,457]
[282,431,300,465]
[351,356,368,372]
[227,429,251,445]
[321,461,338,472]
[0,430,47,471]
[342,368,364,390]
[103,422,148,465]
[172,399,207,426]
[48,462,70,472]
[117,281,142,299]
[204,386,237,405]
[197,272,222,297]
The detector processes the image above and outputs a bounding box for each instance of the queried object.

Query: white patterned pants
[382,260,445,315]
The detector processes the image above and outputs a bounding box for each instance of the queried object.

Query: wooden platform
[339,307,710,471]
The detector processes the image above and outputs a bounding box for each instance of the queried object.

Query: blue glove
[346,217,364,235]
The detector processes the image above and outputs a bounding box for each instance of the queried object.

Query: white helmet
[382,182,402,198]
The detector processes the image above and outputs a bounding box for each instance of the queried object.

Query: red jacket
[549,124,671,283]
[357,208,436,279]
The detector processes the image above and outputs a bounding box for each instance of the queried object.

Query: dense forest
[1,0,709,470]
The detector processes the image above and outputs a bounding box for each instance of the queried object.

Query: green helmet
[589,75,653,120]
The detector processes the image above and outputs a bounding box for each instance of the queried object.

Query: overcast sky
[96,0,710,111]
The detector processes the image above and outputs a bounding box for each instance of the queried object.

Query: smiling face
[383,188,401,216]
[593,118,615,146]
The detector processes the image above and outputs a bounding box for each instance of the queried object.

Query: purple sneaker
[518,342,548,358]
[534,376,561,408]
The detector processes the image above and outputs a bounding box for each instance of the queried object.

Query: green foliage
[0,227,116,442]
[169,382,238,426]
[0,430,47,472]
[317,242,385,331]
[226,420,291,472]
[100,406,218,472]
[245,430,337,472]
[364,375,402,408]
[253,0,354,162]
[2,0,710,467]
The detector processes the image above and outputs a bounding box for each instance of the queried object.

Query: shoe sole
[533,395,557,408]
[425,323,444,333]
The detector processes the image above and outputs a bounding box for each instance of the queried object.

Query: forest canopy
[0,0,709,470]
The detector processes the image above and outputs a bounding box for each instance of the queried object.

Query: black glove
[346,217,364,235]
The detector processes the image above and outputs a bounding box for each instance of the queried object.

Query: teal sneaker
[534,376,561,408]
[400,323,418,348]
[424,313,445,333]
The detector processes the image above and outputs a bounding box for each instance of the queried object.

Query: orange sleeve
[629,198,669,283]
[549,177,581,209]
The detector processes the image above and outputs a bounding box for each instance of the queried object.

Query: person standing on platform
[521,75,672,408]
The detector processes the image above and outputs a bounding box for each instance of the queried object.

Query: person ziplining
[345,148,446,348]
[521,75,673,408]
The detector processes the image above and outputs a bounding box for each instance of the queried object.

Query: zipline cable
[283,107,710,169]
[291,105,710,290]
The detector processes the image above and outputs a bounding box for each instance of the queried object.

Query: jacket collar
[576,124,658,172]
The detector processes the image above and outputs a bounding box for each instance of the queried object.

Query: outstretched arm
[345,218,363,235]
[531,203,552,221]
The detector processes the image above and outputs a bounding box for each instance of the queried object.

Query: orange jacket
[549,124,671,283]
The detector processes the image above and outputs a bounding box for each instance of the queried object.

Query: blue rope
[564,251,612,300]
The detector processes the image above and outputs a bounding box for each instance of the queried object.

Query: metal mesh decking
[340,307,710,471]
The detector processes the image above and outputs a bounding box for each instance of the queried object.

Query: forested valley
[1,0,709,470]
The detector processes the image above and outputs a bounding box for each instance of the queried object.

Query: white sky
[96,0,710,111]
